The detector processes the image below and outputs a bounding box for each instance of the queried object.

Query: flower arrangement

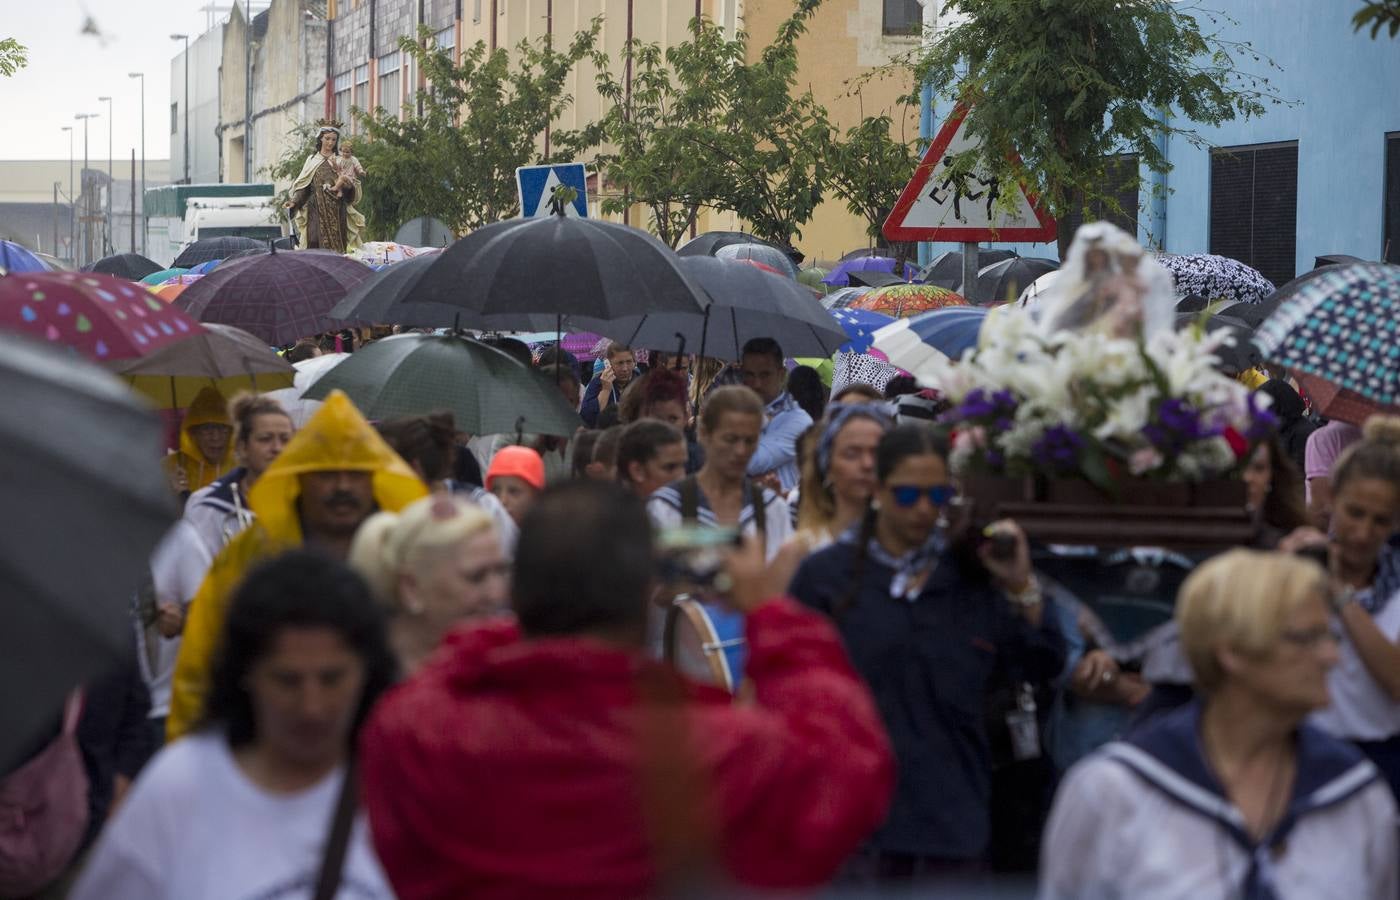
[923,308,1277,490]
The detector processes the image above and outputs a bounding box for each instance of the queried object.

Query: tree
[0,38,27,77]
[910,0,1284,248]
[1354,1,1400,37]
[826,82,921,265]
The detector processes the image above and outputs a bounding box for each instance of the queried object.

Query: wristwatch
[1007,577,1043,608]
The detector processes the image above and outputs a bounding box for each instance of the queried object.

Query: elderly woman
[1039,549,1397,900]
[284,121,363,253]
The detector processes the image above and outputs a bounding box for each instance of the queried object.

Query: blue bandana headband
[816,402,893,477]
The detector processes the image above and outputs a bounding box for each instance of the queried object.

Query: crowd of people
[6,312,1400,899]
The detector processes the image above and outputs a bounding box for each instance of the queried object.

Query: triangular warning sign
[882,104,1057,243]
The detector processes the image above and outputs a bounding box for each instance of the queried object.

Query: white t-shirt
[1312,589,1400,741]
[71,732,393,900]
[142,521,216,718]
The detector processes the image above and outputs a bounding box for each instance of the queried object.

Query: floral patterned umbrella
[1157,253,1275,305]
[0,272,201,361]
[850,284,968,319]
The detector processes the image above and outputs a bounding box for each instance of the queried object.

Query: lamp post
[75,112,98,267]
[98,95,113,256]
[61,125,74,263]
[129,72,146,255]
[171,34,190,184]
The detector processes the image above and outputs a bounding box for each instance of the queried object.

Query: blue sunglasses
[889,484,957,508]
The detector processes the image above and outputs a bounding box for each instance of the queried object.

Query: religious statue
[1035,222,1175,339]
[285,120,364,253]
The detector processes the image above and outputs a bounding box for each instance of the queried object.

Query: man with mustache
[165,390,427,740]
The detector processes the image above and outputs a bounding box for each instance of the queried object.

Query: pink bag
[0,692,89,897]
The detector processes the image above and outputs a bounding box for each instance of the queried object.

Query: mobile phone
[983,531,1018,561]
[1295,543,1330,569]
[657,525,741,588]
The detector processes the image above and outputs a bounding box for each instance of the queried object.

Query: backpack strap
[311,759,359,900]
[678,476,700,525]
[746,480,768,543]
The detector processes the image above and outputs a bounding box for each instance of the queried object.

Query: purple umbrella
[821,256,918,287]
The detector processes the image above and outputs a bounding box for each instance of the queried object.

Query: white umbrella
[262,353,350,427]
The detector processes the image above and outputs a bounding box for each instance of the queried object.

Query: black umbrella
[1228,266,1342,328]
[975,257,1060,304]
[1174,294,1211,313]
[0,333,176,768]
[840,246,893,261]
[915,249,1017,290]
[1314,254,1368,269]
[678,231,784,259]
[173,236,266,268]
[847,270,906,289]
[402,216,708,328]
[1174,312,1261,372]
[84,252,163,281]
[327,254,464,326]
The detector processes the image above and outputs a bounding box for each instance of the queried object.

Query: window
[435,26,454,54]
[352,64,370,133]
[378,51,402,119]
[1385,133,1400,264]
[333,70,352,128]
[171,102,179,135]
[472,0,481,23]
[1059,154,1141,242]
[1209,141,1298,288]
[883,0,922,35]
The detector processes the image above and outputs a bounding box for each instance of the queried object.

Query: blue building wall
[919,1,1400,276]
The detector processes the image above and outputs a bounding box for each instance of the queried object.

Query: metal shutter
[1060,154,1141,241]
[1209,142,1298,288]
[1386,134,1400,263]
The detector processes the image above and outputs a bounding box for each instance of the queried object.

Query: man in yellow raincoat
[166,390,426,739]
[163,386,236,496]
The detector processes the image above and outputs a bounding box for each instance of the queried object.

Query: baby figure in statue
[328,142,366,197]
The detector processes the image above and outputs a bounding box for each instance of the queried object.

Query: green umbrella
[302,333,582,437]
[797,267,830,295]
[140,267,191,285]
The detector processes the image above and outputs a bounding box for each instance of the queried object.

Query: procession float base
[963,476,1256,550]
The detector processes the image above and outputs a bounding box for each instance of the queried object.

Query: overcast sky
[2,0,231,160]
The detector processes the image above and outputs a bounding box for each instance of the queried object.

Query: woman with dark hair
[72,552,398,900]
[1257,379,1318,475]
[787,365,828,423]
[789,425,1065,884]
[1243,433,1311,546]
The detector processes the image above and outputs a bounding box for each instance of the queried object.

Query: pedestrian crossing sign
[515,163,590,219]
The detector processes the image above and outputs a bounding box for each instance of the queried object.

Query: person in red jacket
[359,479,894,899]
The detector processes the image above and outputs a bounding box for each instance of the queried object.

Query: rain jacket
[166,391,426,739]
[359,599,895,899]
[162,386,235,493]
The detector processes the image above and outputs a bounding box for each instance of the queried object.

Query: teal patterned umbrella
[302,333,582,436]
[1254,262,1400,413]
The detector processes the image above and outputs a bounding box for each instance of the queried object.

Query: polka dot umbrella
[0,272,201,362]
[1157,253,1275,305]
[850,284,968,319]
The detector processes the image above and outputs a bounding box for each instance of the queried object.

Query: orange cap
[486,445,546,492]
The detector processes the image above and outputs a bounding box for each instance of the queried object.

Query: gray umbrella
[0,333,176,768]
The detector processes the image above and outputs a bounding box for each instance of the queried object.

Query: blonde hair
[348,495,496,610]
[1332,414,1400,495]
[1176,549,1328,693]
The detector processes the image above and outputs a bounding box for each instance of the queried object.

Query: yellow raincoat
[163,386,236,493]
[166,391,427,739]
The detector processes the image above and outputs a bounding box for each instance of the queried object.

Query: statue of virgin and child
[284,119,367,253]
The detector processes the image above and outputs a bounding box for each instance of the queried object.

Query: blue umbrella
[870,306,990,373]
[830,307,895,355]
[0,241,49,274]
[188,258,223,275]
[821,256,918,287]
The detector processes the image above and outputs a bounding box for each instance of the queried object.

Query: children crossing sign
[515,163,590,219]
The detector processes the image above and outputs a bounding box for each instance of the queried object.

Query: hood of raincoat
[171,385,235,491]
[247,389,427,543]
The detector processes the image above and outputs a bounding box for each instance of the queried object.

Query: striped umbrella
[871,306,990,373]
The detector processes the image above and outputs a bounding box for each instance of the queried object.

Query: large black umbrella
[1314,254,1368,269]
[401,216,708,328]
[175,247,372,345]
[84,252,163,281]
[303,333,583,436]
[587,256,847,362]
[1228,266,1341,328]
[975,257,1060,305]
[677,231,785,260]
[173,236,266,268]
[0,333,176,768]
[916,249,1017,290]
[847,270,906,289]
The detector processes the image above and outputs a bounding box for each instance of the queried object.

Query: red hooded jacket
[359,598,894,899]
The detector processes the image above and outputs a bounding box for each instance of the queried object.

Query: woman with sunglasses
[788,425,1065,884]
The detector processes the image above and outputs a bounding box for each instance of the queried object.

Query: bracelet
[1331,585,1357,615]
[1007,577,1043,608]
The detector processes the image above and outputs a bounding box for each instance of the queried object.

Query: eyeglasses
[889,484,957,508]
[1279,626,1342,649]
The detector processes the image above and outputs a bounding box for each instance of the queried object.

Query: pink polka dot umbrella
[0,271,202,362]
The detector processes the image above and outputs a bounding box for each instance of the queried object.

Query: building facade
[171,26,225,185]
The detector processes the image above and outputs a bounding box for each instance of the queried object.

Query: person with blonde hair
[1040,549,1397,900]
[350,495,509,673]
[793,402,892,551]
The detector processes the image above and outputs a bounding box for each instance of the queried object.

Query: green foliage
[1354,1,1400,37]
[826,81,920,251]
[0,38,28,77]
[910,0,1285,234]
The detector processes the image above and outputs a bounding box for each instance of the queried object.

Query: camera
[657,525,741,592]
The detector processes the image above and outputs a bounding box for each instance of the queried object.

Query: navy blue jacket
[789,540,1065,859]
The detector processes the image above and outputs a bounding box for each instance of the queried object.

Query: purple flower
[1032,425,1084,469]
[986,449,1005,469]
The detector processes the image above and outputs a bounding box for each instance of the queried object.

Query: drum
[662,596,747,693]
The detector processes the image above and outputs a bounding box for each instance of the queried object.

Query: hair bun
[1364,414,1400,447]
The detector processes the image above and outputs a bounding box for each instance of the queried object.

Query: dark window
[1385,133,1400,264]
[171,102,179,135]
[883,0,922,35]
[1209,141,1298,288]
[1059,154,1141,241]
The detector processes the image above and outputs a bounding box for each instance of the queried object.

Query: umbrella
[173,236,265,268]
[111,322,296,409]
[1157,253,1276,305]
[303,333,583,436]
[916,249,1017,290]
[1254,262,1400,419]
[1314,254,1368,269]
[140,267,190,285]
[0,240,49,274]
[1228,267,1343,329]
[975,257,1060,305]
[821,256,918,287]
[33,252,73,272]
[848,270,907,289]
[0,332,176,768]
[159,273,205,287]
[1294,371,1396,428]
[830,307,896,355]
[797,267,830,295]
[402,215,709,328]
[850,284,968,319]
[592,257,848,362]
[821,286,874,311]
[714,243,800,280]
[1173,312,1261,373]
[188,258,223,275]
[175,248,373,346]
[0,271,200,362]
[86,253,163,281]
[1017,270,1063,308]
[871,306,991,372]
[151,283,191,304]
[222,246,274,265]
[677,231,787,259]
[326,253,478,328]
[832,350,902,395]
[262,352,350,428]
[840,246,893,261]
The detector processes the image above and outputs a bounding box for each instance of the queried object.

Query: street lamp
[61,125,74,262]
[75,112,99,267]
[98,95,113,256]
[171,34,190,184]
[129,72,146,255]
